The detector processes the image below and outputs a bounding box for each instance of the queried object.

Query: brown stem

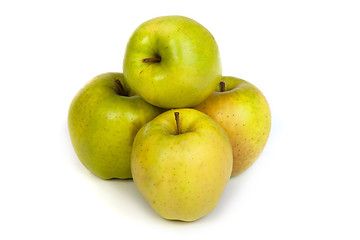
[174,112,181,135]
[114,79,126,96]
[220,81,226,92]
[142,57,161,63]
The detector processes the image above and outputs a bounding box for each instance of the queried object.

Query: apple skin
[68,72,164,179]
[194,76,271,176]
[123,15,222,108]
[131,109,233,221]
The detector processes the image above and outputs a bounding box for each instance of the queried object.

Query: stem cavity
[142,57,161,63]
[174,112,181,135]
[114,79,126,96]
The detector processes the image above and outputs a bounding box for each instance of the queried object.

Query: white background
[1,0,359,239]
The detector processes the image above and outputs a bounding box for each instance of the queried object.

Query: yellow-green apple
[131,109,232,221]
[68,72,164,179]
[194,76,271,176]
[123,15,222,108]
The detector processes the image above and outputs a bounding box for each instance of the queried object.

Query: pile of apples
[68,16,271,222]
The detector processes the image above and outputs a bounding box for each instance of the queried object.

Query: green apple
[195,76,271,176]
[131,109,233,221]
[123,15,222,108]
[68,72,164,179]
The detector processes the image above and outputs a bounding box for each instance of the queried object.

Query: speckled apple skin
[195,77,271,176]
[123,16,222,108]
[68,72,164,179]
[131,109,233,221]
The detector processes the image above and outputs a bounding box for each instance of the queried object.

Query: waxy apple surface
[131,109,232,221]
[195,77,271,176]
[123,15,222,108]
[68,72,164,179]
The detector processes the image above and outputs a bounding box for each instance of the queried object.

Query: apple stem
[142,57,161,63]
[220,81,226,92]
[114,79,126,96]
[174,112,181,135]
